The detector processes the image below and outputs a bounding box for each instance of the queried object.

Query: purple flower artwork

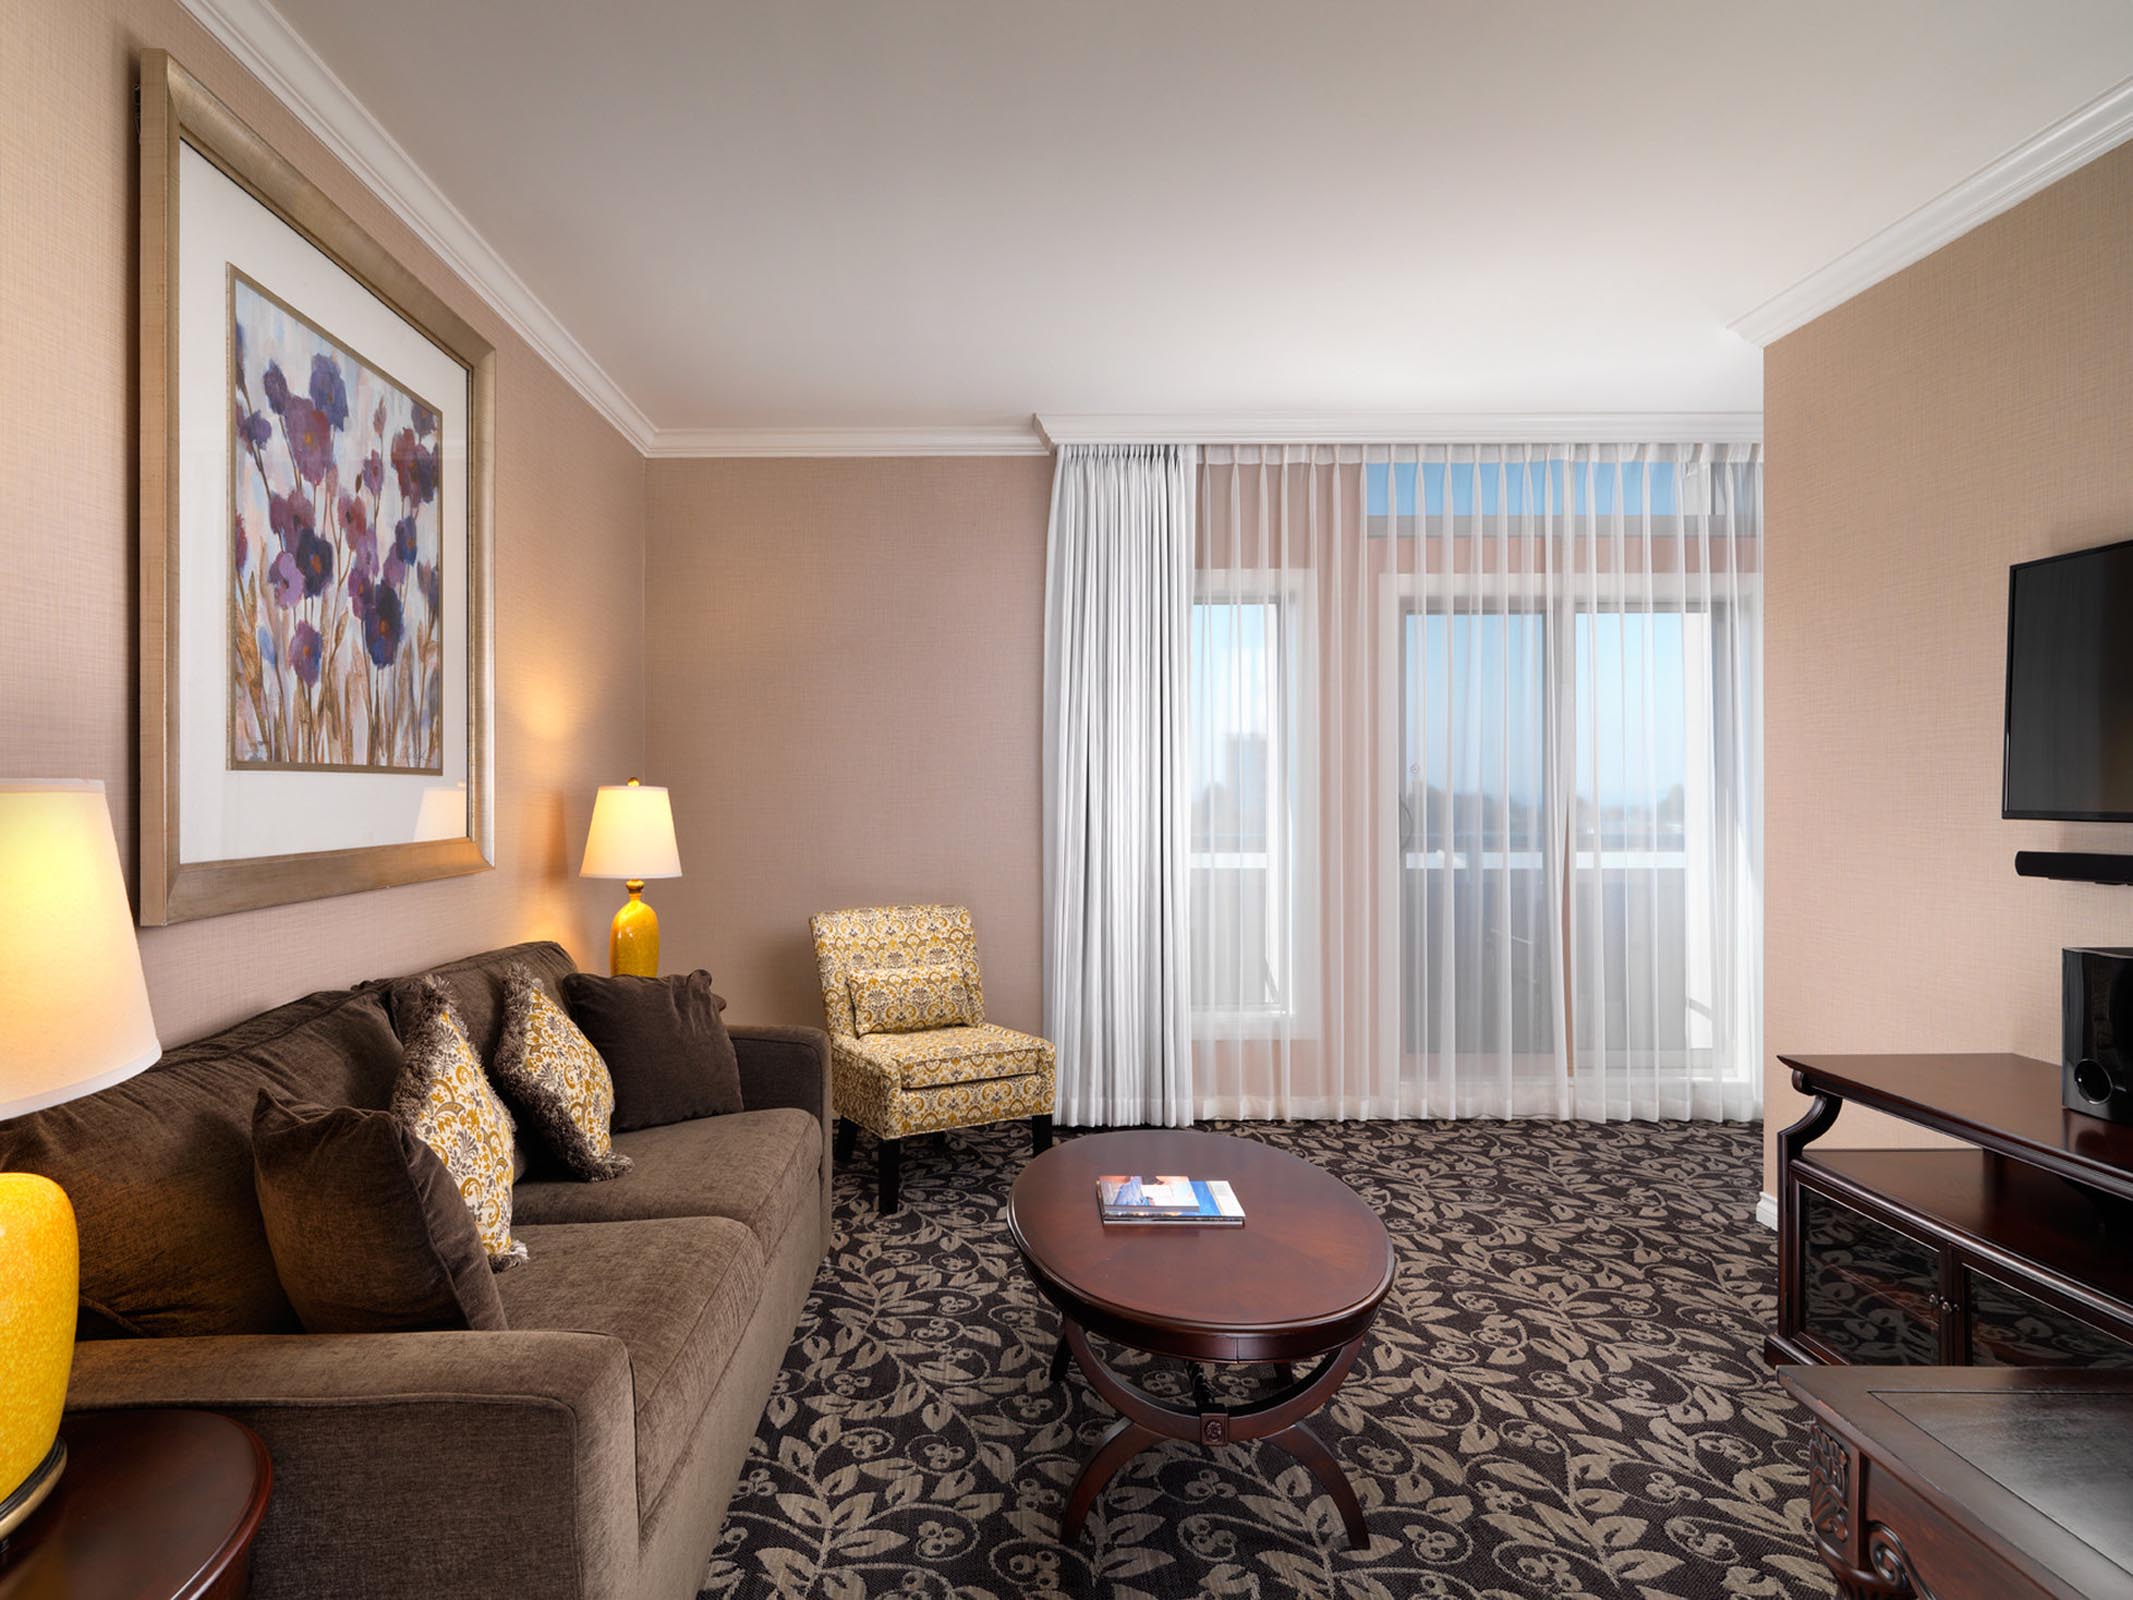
[229,270,444,772]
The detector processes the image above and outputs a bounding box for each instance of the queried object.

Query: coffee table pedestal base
[1051,1318,1371,1549]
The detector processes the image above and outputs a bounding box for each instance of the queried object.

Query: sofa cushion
[559,971,742,1131]
[512,1108,820,1259]
[252,1091,507,1334]
[498,1218,763,1518]
[0,985,403,1337]
[837,1022,1052,1089]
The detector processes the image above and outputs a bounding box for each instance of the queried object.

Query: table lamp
[0,781,161,1538]
[579,779,682,976]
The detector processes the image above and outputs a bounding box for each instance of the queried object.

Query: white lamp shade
[579,782,682,881]
[0,781,161,1120]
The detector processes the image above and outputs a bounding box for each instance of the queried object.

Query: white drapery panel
[1190,443,1761,1122]
[1043,445,1197,1126]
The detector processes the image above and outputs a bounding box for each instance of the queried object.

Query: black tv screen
[2004,538,2133,820]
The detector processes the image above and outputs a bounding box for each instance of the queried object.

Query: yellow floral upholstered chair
[809,904,1055,1213]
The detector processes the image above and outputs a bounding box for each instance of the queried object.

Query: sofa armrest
[68,1331,636,1600]
[730,1023,831,1248]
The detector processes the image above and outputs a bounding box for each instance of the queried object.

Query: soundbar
[2016,851,2133,885]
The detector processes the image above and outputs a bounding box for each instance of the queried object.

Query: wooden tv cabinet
[1769,1053,2133,1370]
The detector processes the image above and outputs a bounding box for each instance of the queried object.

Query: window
[1398,606,1554,1057]
[1570,610,1717,1061]
[1188,585,1302,1026]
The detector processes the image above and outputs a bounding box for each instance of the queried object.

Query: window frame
[1186,569,1318,1038]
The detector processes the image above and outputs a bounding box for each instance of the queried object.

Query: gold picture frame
[138,49,494,924]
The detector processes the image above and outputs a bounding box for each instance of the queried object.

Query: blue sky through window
[1365,460,1683,517]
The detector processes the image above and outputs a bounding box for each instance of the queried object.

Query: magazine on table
[1096,1174,1245,1225]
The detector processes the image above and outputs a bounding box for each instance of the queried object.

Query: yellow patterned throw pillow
[389,976,526,1268]
[848,961,980,1035]
[489,965,630,1182]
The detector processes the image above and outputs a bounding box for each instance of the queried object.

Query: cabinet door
[1801,1187,1942,1364]
[1966,1268,2133,1369]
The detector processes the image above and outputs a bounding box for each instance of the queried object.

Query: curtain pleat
[1042,445,1196,1126]
[1188,443,1762,1122]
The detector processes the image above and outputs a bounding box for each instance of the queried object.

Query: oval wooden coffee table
[1007,1129,1395,1548]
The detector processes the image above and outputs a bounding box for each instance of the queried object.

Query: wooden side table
[1780,1364,2133,1599]
[0,1410,271,1600]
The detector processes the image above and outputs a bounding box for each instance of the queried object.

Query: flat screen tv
[2004,537,2133,821]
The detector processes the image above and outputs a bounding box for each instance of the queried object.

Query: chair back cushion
[847,961,982,1035]
[809,905,987,1037]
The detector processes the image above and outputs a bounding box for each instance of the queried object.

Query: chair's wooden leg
[1031,1113,1053,1155]
[879,1138,903,1214]
[834,1117,858,1163]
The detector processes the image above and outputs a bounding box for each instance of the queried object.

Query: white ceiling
[249,0,2133,440]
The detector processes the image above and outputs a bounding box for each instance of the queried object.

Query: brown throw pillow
[490,964,631,1181]
[251,1091,507,1334]
[560,969,742,1132]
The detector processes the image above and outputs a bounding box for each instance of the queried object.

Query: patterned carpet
[701,1119,1835,1600]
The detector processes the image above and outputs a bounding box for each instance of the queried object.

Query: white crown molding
[643,424,1051,458]
[178,0,2119,451]
[1037,412,1763,447]
[176,0,658,449]
[1730,73,2133,346]
[1755,1191,1778,1232]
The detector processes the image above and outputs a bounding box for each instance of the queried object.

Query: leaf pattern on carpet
[703,1119,1833,1600]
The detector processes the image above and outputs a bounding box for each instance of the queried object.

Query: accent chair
[809,904,1055,1212]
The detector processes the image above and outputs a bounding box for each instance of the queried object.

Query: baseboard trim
[1755,1191,1778,1231]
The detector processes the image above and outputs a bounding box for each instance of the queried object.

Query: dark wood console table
[1780,1365,2133,1599]
[1770,1053,2133,1370]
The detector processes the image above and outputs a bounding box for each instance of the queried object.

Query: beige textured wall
[644,457,1051,1031]
[2,1,647,1044]
[1763,142,2133,1193]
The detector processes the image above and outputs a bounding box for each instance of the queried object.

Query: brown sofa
[0,941,830,1600]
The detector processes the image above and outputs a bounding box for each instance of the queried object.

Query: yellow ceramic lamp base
[610,883,661,977]
[0,1173,77,1539]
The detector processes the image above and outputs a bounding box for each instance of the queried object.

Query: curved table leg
[1264,1418,1368,1547]
[1053,1318,1374,1548]
[1060,1416,1163,1540]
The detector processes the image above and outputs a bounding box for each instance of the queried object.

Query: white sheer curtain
[1043,445,1197,1125]
[1189,443,1761,1122]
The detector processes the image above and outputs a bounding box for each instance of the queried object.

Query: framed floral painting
[138,50,494,924]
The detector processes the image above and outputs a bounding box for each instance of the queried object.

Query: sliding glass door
[1397,607,1554,1065]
